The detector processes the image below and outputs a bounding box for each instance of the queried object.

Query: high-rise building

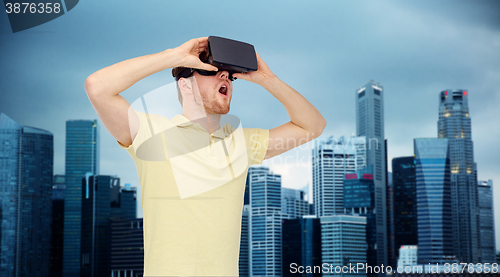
[477,180,496,263]
[386,140,396,269]
[51,175,66,277]
[397,246,418,268]
[355,80,388,268]
[110,179,137,220]
[110,218,144,277]
[121,184,137,219]
[81,175,113,277]
[313,136,366,217]
[63,119,99,277]
[248,166,282,276]
[282,188,309,219]
[343,165,376,273]
[239,205,250,277]
[438,89,479,263]
[321,215,367,277]
[392,157,418,252]
[0,113,53,277]
[282,215,322,277]
[414,138,453,263]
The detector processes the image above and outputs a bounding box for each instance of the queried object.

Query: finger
[196,63,218,71]
[195,37,209,42]
[232,72,249,80]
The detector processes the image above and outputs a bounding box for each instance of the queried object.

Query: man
[85,37,326,276]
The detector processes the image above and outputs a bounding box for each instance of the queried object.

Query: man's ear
[178,78,193,94]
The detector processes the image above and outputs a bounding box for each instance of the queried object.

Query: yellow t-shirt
[117,111,269,276]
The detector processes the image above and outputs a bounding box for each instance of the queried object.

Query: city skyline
[1,0,499,250]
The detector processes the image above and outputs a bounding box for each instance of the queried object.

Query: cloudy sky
[1,0,499,249]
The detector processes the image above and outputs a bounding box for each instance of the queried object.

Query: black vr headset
[175,36,258,81]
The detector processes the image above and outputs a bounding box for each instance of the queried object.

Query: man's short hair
[172,67,187,80]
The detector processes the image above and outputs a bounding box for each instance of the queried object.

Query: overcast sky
[1,0,499,249]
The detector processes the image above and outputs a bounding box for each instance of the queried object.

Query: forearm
[85,48,179,98]
[262,76,326,135]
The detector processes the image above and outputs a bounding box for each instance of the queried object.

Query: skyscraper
[321,215,367,277]
[51,175,66,277]
[120,184,137,220]
[343,165,376,271]
[477,180,496,263]
[63,120,99,277]
[281,188,309,219]
[282,215,321,277]
[110,179,137,220]
[414,138,453,263]
[81,175,111,277]
[248,166,282,277]
[392,157,418,252]
[110,218,144,277]
[0,113,53,277]
[312,136,366,217]
[438,89,479,263]
[239,205,250,277]
[355,80,387,267]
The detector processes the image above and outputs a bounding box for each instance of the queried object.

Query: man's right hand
[84,37,214,148]
[170,37,218,71]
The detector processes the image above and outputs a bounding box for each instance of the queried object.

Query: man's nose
[218,71,230,80]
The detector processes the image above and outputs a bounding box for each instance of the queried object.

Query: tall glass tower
[248,166,282,277]
[281,188,309,219]
[438,89,479,263]
[477,180,496,263]
[414,138,453,263]
[321,215,367,277]
[63,120,99,277]
[355,80,387,267]
[343,165,376,272]
[81,175,112,277]
[392,156,418,251]
[312,136,366,217]
[0,113,53,277]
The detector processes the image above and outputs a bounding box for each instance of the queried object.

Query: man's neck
[182,111,221,134]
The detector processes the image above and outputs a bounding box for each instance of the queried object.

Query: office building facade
[392,156,418,252]
[477,180,496,263]
[0,113,53,277]
[321,215,367,277]
[438,89,479,263]
[397,246,418,268]
[110,179,137,220]
[355,80,388,267]
[110,218,144,277]
[343,165,376,271]
[240,205,250,277]
[81,175,112,277]
[63,119,99,277]
[248,166,282,276]
[282,188,309,219]
[313,136,366,217]
[414,138,453,263]
[282,215,322,277]
[120,184,137,220]
[51,175,66,277]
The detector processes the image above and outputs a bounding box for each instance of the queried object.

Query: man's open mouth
[219,84,228,95]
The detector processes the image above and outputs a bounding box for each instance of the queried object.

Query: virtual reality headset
[175,36,258,81]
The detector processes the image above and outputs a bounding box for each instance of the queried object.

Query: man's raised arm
[84,37,217,147]
[233,53,327,159]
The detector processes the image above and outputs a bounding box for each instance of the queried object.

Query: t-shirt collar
[171,114,228,139]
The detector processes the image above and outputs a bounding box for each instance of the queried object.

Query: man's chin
[205,106,230,115]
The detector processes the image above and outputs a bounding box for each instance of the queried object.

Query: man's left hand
[232,53,276,86]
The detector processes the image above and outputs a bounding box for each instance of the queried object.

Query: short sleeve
[116,110,153,158]
[243,128,270,165]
